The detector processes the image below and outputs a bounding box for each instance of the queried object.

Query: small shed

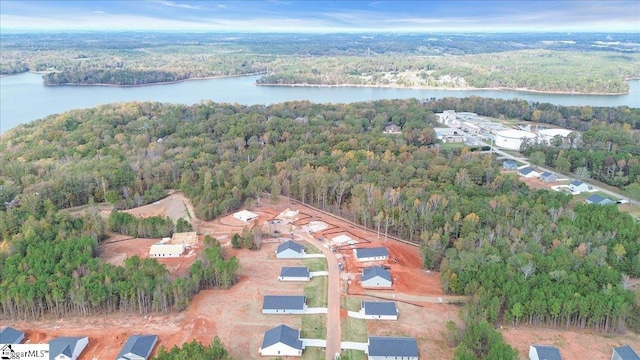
[276,241,305,259]
[529,345,562,360]
[367,336,419,360]
[233,210,259,222]
[361,266,392,288]
[503,159,518,170]
[518,166,540,178]
[259,325,304,357]
[149,244,185,258]
[612,345,640,360]
[49,336,89,360]
[585,194,615,206]
[354,247,389,262]
[539,172,558,183]
[362,302,398,320]
[0,326,25,344]
[116,335,158,360]
[569,180,590,193]
[262,295,306,314]
[279,267,311,281]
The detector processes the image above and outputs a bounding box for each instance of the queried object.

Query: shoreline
[42,72,267,88]
[254,82,630,96]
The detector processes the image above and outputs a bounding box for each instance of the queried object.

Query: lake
[1,72,639,133]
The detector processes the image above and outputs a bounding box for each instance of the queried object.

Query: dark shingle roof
[261,325,303,350]
[614,345,640,360]
[362,266,391,282]
[368,337,418,357]
[570,180,584,186]
[49,337,86,359]
[280,266,310,278]
[116,335,158,360]
[0,326,25,344]
[263,295,306,310]
[355,247,389,259]
[277,240,304,254]
[504,159,516,165]
[540,171,553,178]
[362,302,398,316]
[532,345,562,360]
[518,166,536,175]
[586,194,613,205]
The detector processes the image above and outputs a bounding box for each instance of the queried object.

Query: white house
[262,295,306,314]
[529,345,562,360]
[367,336,419,360]
[611,345,640,360]
[259,325,304,357]
[354,247,389,262]
[362,301,398,320]
[49,336,89,360]
[149,244,185,258]
[276,241,305,259]
[569,180,590,194]
[279,267,311,282]
[116,335,158,360]
[0,326,25,344]
[361,266,392,288]
[518,166,540,178]
[233,209,259,222]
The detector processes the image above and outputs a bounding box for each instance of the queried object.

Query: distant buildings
[495,129,537,151]
[383,124,402,134]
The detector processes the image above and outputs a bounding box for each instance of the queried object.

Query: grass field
[341,298,368,343]
[302,347,325,360]
[302,257,328,271]
[304,276,328,307]
[340,350,367,360]
[301,314,326,339]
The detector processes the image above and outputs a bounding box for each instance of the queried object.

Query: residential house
[383,124,402,134]
[518,166,540,178]
[49,336,89,360]
[529,345,562,360]
[612,345,640,360]
[539,172,558,183]
[569,180,590,193]
[585,194,615,206]
[116,335,158,360]
[361,302,398,320]
[259,325,304,357]
[361,266,392,288]
[367,336,419,360]
[262,295,306,314]
[149,244,185,258]
[276,241,305,259]
[503,159,518,170]
[279,267,311,282]
[0,326,25,344]
[354,247,389,262]
[233,210,259,222]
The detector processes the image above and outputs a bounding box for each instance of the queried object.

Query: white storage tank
[495,129,537,150]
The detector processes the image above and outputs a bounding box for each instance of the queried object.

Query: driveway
[340,341,368,351]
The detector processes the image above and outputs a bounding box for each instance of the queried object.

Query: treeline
[1,99,637,331]
[154,338,232,360]
[43,70,189,86]
[108,211,175,238]
[0,202,238,319]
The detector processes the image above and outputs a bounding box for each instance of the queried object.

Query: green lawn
[341,298,368,343]
[302,347,325,360]
[300,314,326,339]
[439,142,466,150]
[304,276,328,307]
[304,243,322,254]
[302,257,328,271]
[340,350,367,360]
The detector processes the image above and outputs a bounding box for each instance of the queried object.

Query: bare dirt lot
[9,194,639,359]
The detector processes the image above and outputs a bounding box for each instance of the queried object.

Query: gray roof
[116,335,158,360]
[362,302,398,316]
[355,247,389,259]
[368,336,418,357]
[586,194,613,205]
[261,325,303,350]
[504,159,516,164]
[531,345,562,360]
[540,171,554,178]
[614,345,640,360]
[518,166,536,175]
[362,266,391,282]
[280,266,310,278]
[263,295,306,310]
[49,337,86,359]
[0,326,25,344]
[277,240,304,254]
[570,180,584,186]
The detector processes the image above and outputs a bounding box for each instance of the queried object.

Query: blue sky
[1,1,638,32]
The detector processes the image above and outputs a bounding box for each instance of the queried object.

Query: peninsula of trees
[2,32,639,93]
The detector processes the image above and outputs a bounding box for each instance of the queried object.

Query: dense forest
[2,32,639,93]
[1,98,638,334]
[153,337,232,360]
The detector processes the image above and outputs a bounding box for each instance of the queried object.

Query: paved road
[299,232,341,360]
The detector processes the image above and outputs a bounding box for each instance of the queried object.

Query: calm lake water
[1,72,639,133]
